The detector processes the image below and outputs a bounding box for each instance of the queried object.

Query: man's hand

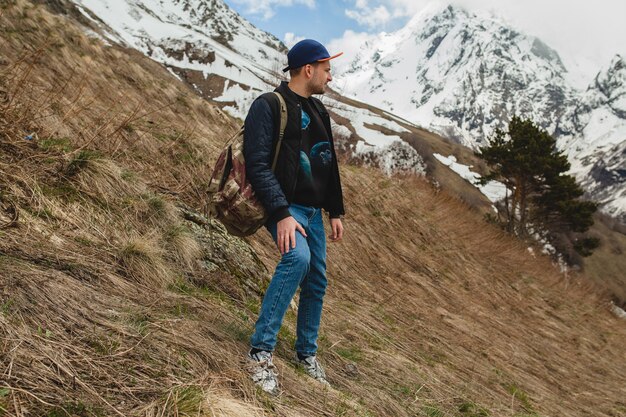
[276,216,307,255]
[329,218,343,242]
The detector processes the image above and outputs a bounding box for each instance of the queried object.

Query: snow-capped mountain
[72,0,287,116]
[559,56,626,220]
[562,55,626,169]
[333,4,578,147]
[333,4,626,221]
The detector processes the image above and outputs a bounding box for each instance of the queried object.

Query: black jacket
[243,81,345,223]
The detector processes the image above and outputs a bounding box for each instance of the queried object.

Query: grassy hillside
[581,214,626,304]
[1,2,625,417]
[329,80,626,305]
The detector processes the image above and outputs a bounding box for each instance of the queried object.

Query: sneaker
[247,350,280,396]
[294,354,330,387]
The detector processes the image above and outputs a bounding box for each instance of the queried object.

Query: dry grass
[0,2,625,417]
[68,155,146,202]
[581,214,626,305]
[117,235,174,287]
[162,224,202,270]
[249,167,626,417]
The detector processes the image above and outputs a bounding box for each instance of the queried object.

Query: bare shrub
[127,192,179,228]
[117,236,173,286]
[139,383,263,417]
[68,154,145,201]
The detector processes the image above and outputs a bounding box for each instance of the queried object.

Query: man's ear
[304,64,314,79]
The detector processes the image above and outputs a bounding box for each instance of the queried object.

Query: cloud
[284,32,305,47]
[326,30,380,73]
[232,0,315,19]
[344,0,409,29]
[343,0,423,26]
[345,5,392,29]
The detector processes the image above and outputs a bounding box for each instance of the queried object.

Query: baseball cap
[282,39,343,73]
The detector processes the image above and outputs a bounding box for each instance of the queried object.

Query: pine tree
[477,116,598,258]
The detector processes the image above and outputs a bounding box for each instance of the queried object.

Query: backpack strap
[270,91,288,172]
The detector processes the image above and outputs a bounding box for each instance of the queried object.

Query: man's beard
[308,81,326,95]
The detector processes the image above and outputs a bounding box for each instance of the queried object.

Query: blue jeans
[250,203,327,357]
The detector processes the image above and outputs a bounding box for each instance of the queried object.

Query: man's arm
[243,97,290,223]
[243,97,307,255]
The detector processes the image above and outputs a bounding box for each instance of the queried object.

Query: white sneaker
[295,354,330,387]
[247,350,280,396]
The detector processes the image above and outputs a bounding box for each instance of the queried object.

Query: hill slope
[56,0,626,300]
[1,2,626,417]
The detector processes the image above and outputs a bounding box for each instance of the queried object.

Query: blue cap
[282,39,343,73]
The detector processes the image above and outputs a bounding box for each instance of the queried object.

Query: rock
[343,363,360,378]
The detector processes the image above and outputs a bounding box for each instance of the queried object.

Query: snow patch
[214,80,260,121]
[331,123,352,141]
[610,302,626,320]
[330,101,406,148]
[433,154,507,203]
[355,140,426,176]
[327,99,425,175]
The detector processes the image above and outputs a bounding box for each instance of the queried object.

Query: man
[243,39,345,395]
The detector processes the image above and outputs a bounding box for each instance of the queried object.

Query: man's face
[308,61,332,95]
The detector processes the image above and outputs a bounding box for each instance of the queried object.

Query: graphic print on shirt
[301,109,311,130]
[299,109,331,188]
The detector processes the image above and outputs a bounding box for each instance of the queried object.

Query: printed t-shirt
[292,95,333,209]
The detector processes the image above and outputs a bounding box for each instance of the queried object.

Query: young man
[243,39,345,395]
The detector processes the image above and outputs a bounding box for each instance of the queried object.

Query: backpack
[207,92,288,237]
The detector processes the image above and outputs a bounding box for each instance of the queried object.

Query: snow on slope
[558,55,626,221]
[434,154,507,203]
[73,0,286,113]
[328,100,426,175]
[560,56,626,175]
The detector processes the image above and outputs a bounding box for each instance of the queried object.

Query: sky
[223,0,626,85]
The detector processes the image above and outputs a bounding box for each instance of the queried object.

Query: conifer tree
[477,116,598,258]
